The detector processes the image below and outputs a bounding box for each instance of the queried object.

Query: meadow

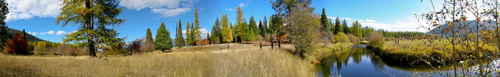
[0,44,314,77]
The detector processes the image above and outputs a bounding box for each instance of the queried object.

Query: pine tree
[221,14,233,43]
[320,8,329,32]
[236,6,246,43]
[343,19,350,34]
[193,8,201,46]
[259,20,266,37]
[154,22,173,52]
[146,28,153,44]
[0,0,7,50]
[57,0,125,57]
[186,21,191,46]
[211,17,221,44]
[22,29,26,39]
[249,15,258,37]
[350,21,360,36]
[334,17,342,34]
[207,32,210,44]
[175,19,186,48]
[263,16,268,34]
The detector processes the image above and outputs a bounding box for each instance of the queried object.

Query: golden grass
[0,44,314,77]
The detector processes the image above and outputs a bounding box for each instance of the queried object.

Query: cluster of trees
[208,6,286,44]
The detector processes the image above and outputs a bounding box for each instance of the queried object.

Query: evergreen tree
[263,16,268,33]
[211,17,221,44]
[193,8,201,46]
[0,0,7,50]
[259,20,266,37]
[270,14,284,35]
[57,0,125,57]
[249,15,258,37]
[236,6,247,42]
[334,17,342,34]
[207,32,210,44]
[221,14,233,43]
[154,22,173,52]
[175,20,186,48]
[250,28,255,41]
[342,19,350,34]
[22,29,26,39]
[350,21,360,37]
[186,21,191,46]
[146,28,153,44]
[329,18,334,33]
[320,8,329,32]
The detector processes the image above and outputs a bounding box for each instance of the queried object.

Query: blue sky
[5,0,437,42]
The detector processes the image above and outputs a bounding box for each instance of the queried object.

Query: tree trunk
[86,0,96,57]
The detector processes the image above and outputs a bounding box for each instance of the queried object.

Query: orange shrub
[201,39,210,45]
[4,32,29,55]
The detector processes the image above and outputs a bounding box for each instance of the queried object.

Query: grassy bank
[374,40,499,65]
[0,44,314,77]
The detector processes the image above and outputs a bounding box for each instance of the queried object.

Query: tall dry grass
[0,44,313,77]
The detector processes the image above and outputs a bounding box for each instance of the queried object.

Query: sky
[4,0,438,43]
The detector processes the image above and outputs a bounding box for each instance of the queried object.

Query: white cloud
[39,32,46,35]
[199,28,209,39]
[27,31,36,35]
[47,30,55,35]
[239,3,245,7]
[119,0,197,17]
[181,28,210,39]
[151,8,191,17]
[67,30,77,34]
[28,30,76,36]
[6,0,62,22]
[56,30,67,35]
[327,17,335,19]
[358,18,426,32]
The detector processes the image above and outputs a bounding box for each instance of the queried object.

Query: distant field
[0,44,313,77]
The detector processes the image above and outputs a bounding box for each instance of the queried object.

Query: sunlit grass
[378,39,499,64]
[0,44,314,77]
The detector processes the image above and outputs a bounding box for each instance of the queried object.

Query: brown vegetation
[3,32,28,55]
[0,44,313,77]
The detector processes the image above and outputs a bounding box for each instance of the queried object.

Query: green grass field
[0,44,314,77]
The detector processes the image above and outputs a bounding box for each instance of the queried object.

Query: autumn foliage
[4,32,29,55]
[201,39,210,45]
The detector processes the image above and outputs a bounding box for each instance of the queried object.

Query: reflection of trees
[369,52,386,71]
[334,49,351,71]
[351,48,365,65]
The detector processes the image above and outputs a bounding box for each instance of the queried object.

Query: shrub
[33,41,47,55]
[4,32,29,55]
[347,34,360,45]
[201,39,210,45]
[48,44,67,55]
[127,38,143,54]
[368,32,385,48]
[334,32,350,43]
[140,42,155,52]
[256,35,264,41]
[64,47,78,56]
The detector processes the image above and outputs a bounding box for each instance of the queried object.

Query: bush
[127,38,143,54]
[334,32,350,43]
[33,41,47,56]
[140,42,155,52]
[4,32,29,55]
[256,35,264,41]
[368,32,385,48]
[347,34,360,45]
[48,44,68,55]
[201,39,210,45]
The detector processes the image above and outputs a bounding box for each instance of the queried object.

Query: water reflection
[315,45,497,77]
